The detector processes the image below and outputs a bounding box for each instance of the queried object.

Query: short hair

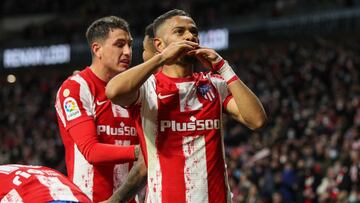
[145,23,154,39]
[153,9,191,37]
[86,16,130,47]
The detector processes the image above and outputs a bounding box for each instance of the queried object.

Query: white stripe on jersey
[113,140,130,191]
[71,74,95,117]
[36,175,79,201]
[111,103,129,118]
[212,76,232,203]
[145,133,162,203]
[182,135,209,203]
[140,77,162,203]
[73,145,94,201]
[220,131,232,203]
[1,189,23,203]
[55,90,67,127]
[176,82,202,112]
[208,74,230,104]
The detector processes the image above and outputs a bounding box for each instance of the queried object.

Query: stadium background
[1,0,360,202]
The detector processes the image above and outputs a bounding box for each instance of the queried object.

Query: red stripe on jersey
[155,77,187,202]
[205,132,227,203]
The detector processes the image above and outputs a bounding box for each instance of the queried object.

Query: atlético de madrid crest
[197,84,216,101]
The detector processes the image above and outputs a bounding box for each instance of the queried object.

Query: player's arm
[100,154,147,203]
[67,119,139,164]
[106,40,199,106]
[56,79,140,165]
[224,79,266,130]
[189,48,267,130]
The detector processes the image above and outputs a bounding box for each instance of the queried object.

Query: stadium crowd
[1,37,359,202]
[0,72,66,171]
[223,38,360,202]
[1,0,359,45]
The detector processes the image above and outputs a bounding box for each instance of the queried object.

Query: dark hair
[145,23,154,39]
[153,9,191,36]
[86,16,130,47]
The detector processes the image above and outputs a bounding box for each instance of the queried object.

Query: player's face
[161,16,199,44]
[160,16,199,64]
[142,35,156,62]
[100,28,132,74]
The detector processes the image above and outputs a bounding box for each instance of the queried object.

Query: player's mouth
[119,59,130,68]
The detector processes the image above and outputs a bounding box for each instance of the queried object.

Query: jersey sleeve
[68,120,136,164]
[209,73,233,110]
[55,77,136,164]
[55,76,94,130]
[133,75,156,106]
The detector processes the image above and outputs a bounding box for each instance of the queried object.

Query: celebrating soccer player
[55,16,140,202]
[106,9,267,203]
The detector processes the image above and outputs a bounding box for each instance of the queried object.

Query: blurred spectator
[2,0,360,44]
[222,37,359,202]
[0,72,66,172]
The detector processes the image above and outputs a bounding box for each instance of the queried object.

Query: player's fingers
[193,53,212,68]
[178,41,200,49]
[187,48,213,56]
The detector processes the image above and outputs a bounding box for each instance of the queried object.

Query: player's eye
[190,29,198,36]
[115,42,125,48]
[174,28,184,34]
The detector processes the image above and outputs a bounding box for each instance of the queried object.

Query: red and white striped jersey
[133,71,233,203]
[55,67,138,202]
[0,164,91,203]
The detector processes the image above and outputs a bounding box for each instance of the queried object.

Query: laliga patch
[63,97,81,120]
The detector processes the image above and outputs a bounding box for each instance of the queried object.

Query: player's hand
[159,41,199,65]
[187,47,222,71]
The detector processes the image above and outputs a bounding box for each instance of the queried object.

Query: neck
[162,63,193,78]
[89,60,113,83]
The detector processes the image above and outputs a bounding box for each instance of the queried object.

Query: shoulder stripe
[55,89,67,127]
[70,74,95,116]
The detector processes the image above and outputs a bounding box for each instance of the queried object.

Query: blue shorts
[48,201,79,203]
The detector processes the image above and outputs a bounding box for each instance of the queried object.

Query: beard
[180,54,197,64]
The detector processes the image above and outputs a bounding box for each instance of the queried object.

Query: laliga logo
[97,122,136,136]
[160,116,220,132]
[64,99,76,112]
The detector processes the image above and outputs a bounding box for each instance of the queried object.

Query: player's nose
[184,31,198,43]
[123,44,132,56]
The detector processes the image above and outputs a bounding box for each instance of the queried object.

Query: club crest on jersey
[197,84,216,101]
[63,97,81,121]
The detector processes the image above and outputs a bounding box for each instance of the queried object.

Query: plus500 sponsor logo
[97,125,136,136]
[160,119,220,132]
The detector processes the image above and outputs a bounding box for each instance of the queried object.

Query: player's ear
[92,42,102,59]
[153,37,165,53]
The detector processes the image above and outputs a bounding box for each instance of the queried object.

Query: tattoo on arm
[109,153,147,203]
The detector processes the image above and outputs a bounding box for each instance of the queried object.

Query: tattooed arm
[101,154,147,203]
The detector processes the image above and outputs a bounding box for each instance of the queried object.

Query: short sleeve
[132,75,156,106]
[209,73,233,110]
[55,75,95,130]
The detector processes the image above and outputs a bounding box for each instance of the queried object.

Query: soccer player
[100,23,160,203]
[142,23,157,62]
[0,164,91,203]
[55,16,140,202]
[106,9,267,203]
